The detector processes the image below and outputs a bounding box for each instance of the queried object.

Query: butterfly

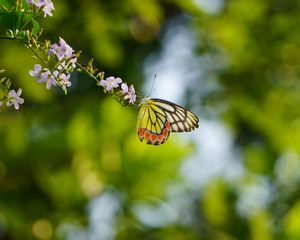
[137,97,199,145]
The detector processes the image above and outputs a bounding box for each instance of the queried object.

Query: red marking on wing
[163,128,169,138]
[165,121,170,130]
[157,134,164,142]
[137,120,171,145]
[150,134,157,143]
[145,131,150,141]
[138,128,145,138]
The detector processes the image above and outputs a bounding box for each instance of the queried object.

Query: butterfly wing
[137,98,171,145]
[150,98,199,132]
[137,98,199,145]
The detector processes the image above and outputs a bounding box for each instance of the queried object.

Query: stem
[75,62,101,84]
[0,32,139,107]
[26,43,49,67]
[0,35,30,44]
[0,35,100,84]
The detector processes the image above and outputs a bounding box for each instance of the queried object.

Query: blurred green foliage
[1,0,300,239]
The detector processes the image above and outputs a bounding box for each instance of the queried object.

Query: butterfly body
[137,97,199,145]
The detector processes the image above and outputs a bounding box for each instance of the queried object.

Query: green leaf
[31,18,39,37]
[0,0,14,9]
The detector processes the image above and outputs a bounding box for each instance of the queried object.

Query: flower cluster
[100,77,136,104]
[26,0,55,17]
[2,1,140,111]
[29,64,71,91]
[29,37,76,94]
[48,37,76,65]
[0,88,24,110]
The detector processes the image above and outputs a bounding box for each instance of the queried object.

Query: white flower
[48,43,60,58]
[41,70,57,89]
[26,0,43,7]
[100,77,122,91]
[29,64,43,82]
[48,37,74,61]
[26,0,55,17]
[121,83,136,104]
[42,0,55,17]
[6,88,24,110]
[59,37,74,59]
[30,66,57,89]
[54,71,71,92]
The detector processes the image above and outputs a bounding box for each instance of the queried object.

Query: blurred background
[1,0,300,239]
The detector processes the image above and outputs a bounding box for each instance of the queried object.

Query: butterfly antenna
[148,74,157,97]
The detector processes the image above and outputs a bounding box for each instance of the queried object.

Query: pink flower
[48,37,75,61]
[42,0,55,17]
[29,64,42,76]
[121,83,136,104]
[100,77,122,91]
[30,65,57,89]
[54,71,71,92]
[6,88,24,110]
[39,70,56,89]
[26,0,55,17]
